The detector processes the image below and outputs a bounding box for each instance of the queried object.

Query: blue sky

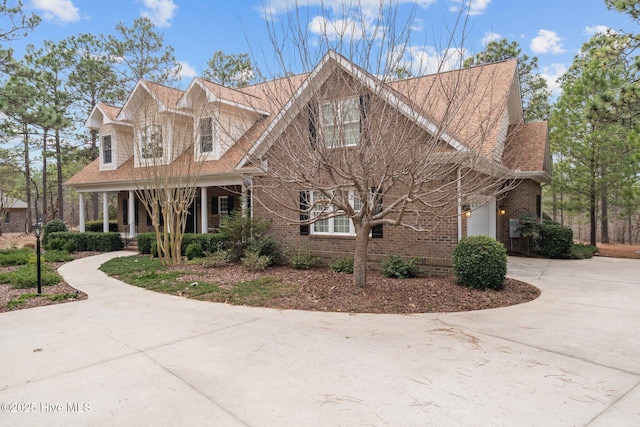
[8,0,637,95]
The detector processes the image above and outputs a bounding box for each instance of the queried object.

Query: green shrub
[43,219,68,245]
[0,264,62,289]
[45,237,67,251]
[571,243,599,259]
[63,239,76,253]
[241,251,271,271]
[0,247,33,266]
[85,220,118,233]
[43,250,74,263]
[289,247,319,270]
[330,257,354,274]
[380,255,422,278]
[137,233,227,255]
[47,232,124,252]
[247,235,281,266]
[202,249,230,268]
[219,214,270,261]
[185,242,203,260]
[452,236,507,290]
[537,223,573,259]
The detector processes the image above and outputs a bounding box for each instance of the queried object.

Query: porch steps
[124,238,138,252]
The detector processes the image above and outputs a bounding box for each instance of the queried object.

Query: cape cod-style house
[65,51,551,269]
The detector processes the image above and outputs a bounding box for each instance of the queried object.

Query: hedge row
[85,220,119,233]
[47,231,124,252]
[136,233,227,255]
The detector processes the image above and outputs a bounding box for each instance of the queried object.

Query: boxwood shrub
[536,223,573,259]
[85,220,118,233]
[137,232,227,255]
[42,219,68,245]
[47,231,124,252]
[452,236,507,290]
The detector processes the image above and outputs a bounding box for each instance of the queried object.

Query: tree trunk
[23,125,32,232]
[55,128,64,221]
[42,129,48,223]
[589,184,597,247]
[353,222,371,287]
[600,187,609,244]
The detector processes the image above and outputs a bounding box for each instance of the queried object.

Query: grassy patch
[0,264,62,289]
[100,255,293,307]
[6,293,39,309]
[5,292,77,310]
[0,248,33,267]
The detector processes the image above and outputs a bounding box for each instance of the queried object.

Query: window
[219,196,229,219]
[320,97,360,147]
[3,212,9,224]
[310,189,362,235]
[199,118,213,153]
[140,124,163,159]
[102,135,112,164]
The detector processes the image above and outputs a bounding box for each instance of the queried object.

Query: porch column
[242,176,252,218]
[128,190,136,238]
[103,192,109,233]
[200,186,208,234]
[78,193,85,232]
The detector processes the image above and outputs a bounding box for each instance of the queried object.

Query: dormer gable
[180,78,266,162]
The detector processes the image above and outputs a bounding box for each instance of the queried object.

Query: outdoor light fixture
[462,205,471,218]
[499,207,506,216]
[33,223,42,295]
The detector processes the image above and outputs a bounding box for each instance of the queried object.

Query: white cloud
[30,0,80,24]
[530,29,566,55]
[540,63,567,96]
[257,0,437,20]
[585,25,611,36]
[481,31,501,46]
[406,45,467,75]
[140,0,178,28]
[178,61,197,79]
[308,16,367,40]
[449,0,491,16]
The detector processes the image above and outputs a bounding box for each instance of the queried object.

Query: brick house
[0,194,28,234]
[65,51,550,268]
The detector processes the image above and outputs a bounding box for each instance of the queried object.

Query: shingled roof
[66,53,549,190]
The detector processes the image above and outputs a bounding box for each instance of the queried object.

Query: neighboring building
[65,51,551,269]
[0,194,28,234]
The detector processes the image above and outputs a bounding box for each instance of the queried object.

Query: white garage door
[467,197,496,239]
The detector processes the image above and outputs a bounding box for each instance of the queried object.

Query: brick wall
[496,179,542,253]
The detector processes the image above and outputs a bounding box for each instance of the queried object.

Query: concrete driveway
[0,252,638,426]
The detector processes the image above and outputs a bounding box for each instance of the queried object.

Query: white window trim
[320,97,360,148]
[219,196,229,219]
[310,189,362,236]
[139,124,164,160]
[101,135,113,164]
[197,117,214,154]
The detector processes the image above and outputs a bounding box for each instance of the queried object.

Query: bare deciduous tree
[239,1,526,286]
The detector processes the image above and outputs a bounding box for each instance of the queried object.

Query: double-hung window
[311,189,362,235]
[199,117,213,153]
[140,124,163,159]
[102,135,112,164]
[320,97,360,147]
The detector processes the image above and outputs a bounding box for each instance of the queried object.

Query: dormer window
[102,135,112,164]
[320,97,360,147]
[140,124,163,159]
[199,117,213,153]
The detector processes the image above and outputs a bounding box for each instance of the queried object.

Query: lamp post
[33,223,42,295]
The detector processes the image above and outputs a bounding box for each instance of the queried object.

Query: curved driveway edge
[0,252,638,426]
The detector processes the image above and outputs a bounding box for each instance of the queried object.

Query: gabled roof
[85,103,124,129]
[117,80,185,121]
[238,50,475,168]
[0,193,27,209]
[502,121,551,182]
[178,78,271,115]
